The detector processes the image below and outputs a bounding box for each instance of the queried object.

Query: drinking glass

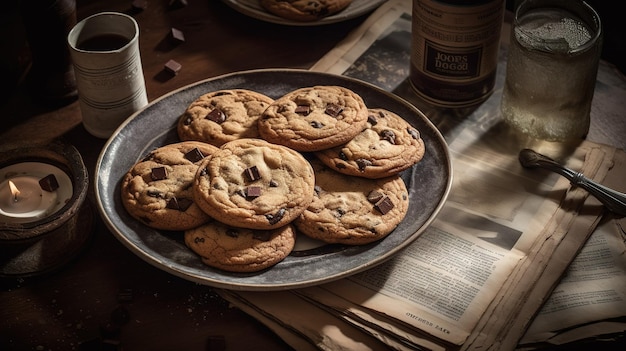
[500,0,602,142]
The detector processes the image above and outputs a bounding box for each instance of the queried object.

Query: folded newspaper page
[518,156,626,349]
[218,290,320,351]
[219,0,626,350]
[219,289,393,351]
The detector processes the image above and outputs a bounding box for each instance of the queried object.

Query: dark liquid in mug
[77,33,129,51]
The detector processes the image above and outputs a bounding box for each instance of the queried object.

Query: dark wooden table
[1,1,625,350]
[0,1,365,350]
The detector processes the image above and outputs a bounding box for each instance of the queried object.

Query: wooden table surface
[1,1,364,350]
[1,1,624,350]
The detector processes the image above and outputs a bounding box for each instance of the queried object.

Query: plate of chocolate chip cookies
[221,0,387,26]
[95,68,452,291]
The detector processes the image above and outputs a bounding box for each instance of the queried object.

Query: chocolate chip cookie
[260,0,352,22]
[193,138,315,229]
[315,108,426,179]
[258,85,369,151]
[177,89,274,147]
[121,141,219,231]
[184,220,296,272]
[294,159,409,245]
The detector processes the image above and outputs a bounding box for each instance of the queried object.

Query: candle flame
[8,180,20,202]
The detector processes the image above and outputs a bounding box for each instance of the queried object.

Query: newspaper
[518,216,626,349]
[219,0,626,350]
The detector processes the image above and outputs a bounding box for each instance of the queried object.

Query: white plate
[95,69,452,291]
[221,0,387,26]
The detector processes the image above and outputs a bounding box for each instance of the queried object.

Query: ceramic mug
[67,12,148,139]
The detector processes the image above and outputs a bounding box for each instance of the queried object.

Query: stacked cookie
[121,85,425,272]
[259,0,353,22]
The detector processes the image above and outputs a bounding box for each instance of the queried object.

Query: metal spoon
[518,148,626,216]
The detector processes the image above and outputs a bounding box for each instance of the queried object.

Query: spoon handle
[519,149,626,216]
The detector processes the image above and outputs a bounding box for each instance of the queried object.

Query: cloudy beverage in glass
[500,0,602,142]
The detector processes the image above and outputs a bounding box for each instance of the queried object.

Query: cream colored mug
[67,12,148,139]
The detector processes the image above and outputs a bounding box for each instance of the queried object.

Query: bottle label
[410,0,505,107]
[426,46,480,78]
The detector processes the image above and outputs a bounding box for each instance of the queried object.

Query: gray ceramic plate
[95,69,452,291]
[221,0,386,26]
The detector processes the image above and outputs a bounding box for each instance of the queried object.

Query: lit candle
[0,162,73,224]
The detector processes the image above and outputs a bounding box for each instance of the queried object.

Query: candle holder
[0,141,92,277]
